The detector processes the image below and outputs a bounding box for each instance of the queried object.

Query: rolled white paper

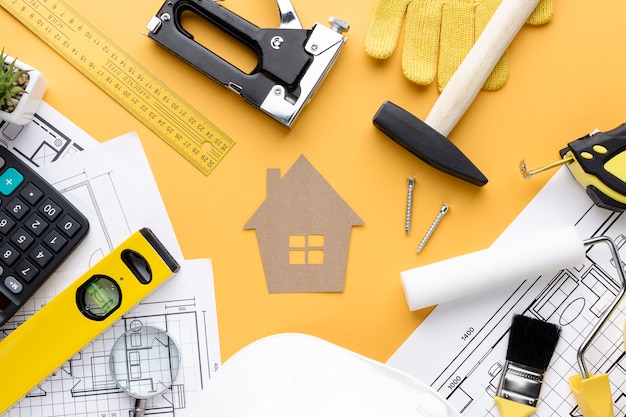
[401,226,586,311]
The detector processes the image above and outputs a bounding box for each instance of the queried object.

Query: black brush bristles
[506,314,561,371]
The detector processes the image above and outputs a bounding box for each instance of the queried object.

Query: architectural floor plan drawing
[0,101,98,164]
[0,107,221,417]
[388,167,626,417]
[2,259,218,417]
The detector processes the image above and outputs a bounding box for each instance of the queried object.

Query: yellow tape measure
[1,0,235,175]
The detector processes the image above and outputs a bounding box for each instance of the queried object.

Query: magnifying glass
[109,324,181,417]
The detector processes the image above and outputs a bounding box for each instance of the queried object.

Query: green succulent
[0,49,30,110]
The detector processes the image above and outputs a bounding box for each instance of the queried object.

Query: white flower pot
[0,55,47,125]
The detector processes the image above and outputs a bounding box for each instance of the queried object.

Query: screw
[416,204,449,253]
[328,17,350,34]
[270,36,284,50]
[405,178,415,234]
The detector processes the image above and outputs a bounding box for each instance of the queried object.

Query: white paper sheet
[0,106,221,417]
[0,101,98,162]
[387,166,626,417]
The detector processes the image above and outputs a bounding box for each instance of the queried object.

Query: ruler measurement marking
[20,0,230,161]
[102,60,206,148]
[27,0,78,41]
[84,38,216,152]
[45,22,205,151]
[4,0,234,175]
[100,55,230,163]
[23,2,71,37]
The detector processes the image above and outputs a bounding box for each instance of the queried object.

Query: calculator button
[39,198,62,221]
[43,229,67,253]
[20,182,44,205]
[0,168,24,196]
[16,259,38,283]
[0,242,20,266]
[6,197,29,220]
[0,212,15,235]
[11,228,34,250]
[30,244,53,268]
[0,146,90,327]
[58,214,82,238]
[24,213,48,236]
[4,276,22,294]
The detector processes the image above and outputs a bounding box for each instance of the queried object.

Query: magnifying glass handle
[133,398,147,417]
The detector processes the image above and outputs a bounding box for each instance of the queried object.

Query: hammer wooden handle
[424,0,542,137]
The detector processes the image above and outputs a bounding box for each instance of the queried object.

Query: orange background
[2,0,626,364]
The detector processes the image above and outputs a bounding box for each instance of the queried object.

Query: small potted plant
[0,50,47,125]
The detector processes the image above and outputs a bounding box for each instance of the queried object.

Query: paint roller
[401,226,587,311]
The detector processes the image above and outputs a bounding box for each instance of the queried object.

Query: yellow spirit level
[0,228,180,415]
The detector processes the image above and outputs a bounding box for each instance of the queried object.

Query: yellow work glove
[365,0,553,91]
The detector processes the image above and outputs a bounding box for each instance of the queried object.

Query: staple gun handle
[276,0,302,28]
[149,0,260,87]
[148,0,312,106]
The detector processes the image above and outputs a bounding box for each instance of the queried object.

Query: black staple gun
[146,0,349,128]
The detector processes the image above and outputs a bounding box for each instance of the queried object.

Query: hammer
[374,0,543,186]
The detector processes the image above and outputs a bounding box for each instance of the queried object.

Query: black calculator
[0,147,89,327]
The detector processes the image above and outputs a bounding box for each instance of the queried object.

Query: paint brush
[495,315,561,417]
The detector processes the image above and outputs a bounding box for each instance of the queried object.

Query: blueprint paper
[0,108,221,417]
[34,132,185,273]
[1,259,220,417]
[387,166,626,417]
[0,101,99,163]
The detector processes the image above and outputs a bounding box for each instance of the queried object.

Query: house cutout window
[289,234,325,265]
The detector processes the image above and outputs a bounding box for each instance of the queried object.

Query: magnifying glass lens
[109,325,180,416]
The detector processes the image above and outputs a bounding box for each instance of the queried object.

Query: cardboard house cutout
[244,155,364,293]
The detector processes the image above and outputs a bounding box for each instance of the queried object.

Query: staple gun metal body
[146,0,349,128]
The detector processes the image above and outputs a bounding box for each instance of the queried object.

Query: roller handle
[425,0,542,137]
[568,373,615,417]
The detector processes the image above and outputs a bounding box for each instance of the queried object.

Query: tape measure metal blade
[1,0,235,176]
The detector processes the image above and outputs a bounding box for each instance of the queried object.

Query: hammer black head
[373,101,488,186]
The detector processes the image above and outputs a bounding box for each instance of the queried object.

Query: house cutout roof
[244,155,364,293]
